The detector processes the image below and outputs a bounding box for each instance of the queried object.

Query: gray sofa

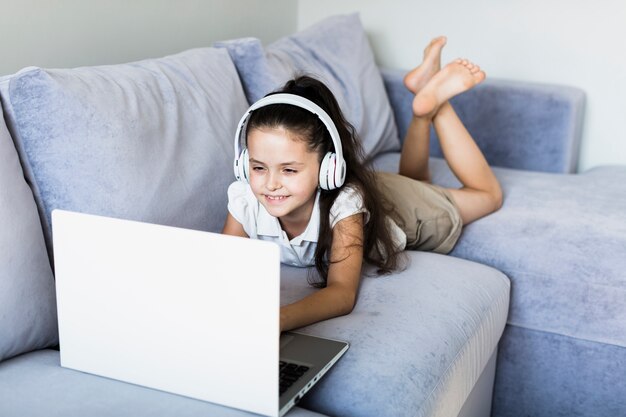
[0,13,624,417]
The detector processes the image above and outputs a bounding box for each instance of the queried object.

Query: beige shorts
[375,171,463,254]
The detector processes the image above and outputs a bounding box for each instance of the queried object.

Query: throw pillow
[216,13,401,160]
[2,48,249,248]
[0,95,58,362]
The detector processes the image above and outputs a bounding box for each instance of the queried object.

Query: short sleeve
[329,186,369,229]
[227,181,258,238]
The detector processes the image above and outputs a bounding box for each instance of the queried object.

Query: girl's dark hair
[246,75,402,286]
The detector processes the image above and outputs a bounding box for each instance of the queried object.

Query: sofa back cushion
[1,48,248,250]
[0,96,58,362]
[216,13,401,160]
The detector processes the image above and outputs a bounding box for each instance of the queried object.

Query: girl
[222,36,502,332]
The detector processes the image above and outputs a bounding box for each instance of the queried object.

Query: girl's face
[247,127,321,225]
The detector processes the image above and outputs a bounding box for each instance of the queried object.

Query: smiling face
[247,127,321,228]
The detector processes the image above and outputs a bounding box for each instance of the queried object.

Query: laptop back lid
[52,209,280,416]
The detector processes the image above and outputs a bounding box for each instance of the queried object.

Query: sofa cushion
[373,152,626,349]
[1,48,248,249]
[281,251,510,417]
[216,14,401,159]
[450,164,626,347]
[0,350,328,417]
[0,97,58,362]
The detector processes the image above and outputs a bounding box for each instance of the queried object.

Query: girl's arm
[222,212,249,237]
[280,213,364,332]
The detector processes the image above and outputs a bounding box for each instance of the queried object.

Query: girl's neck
[279,218,307,241]
[278,197,316,240]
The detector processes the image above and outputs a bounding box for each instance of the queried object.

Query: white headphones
[233,93,347,191]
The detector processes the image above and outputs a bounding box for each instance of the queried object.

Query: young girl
[222,36,502,332]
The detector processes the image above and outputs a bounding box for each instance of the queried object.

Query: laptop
[52,209,349,417]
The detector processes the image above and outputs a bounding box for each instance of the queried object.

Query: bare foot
[403,36,447,94]
[412,59,486,117]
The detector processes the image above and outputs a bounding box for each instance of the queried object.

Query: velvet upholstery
[1,48,248,252]
[216,14,401,159]
[451,165,626,345]
[373,150,626,344]
[0,98,57,362]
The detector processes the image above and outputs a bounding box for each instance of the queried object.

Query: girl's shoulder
[334,183,364,205]
[329,184,368,228]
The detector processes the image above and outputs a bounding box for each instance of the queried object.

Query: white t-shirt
[227,181,405,267]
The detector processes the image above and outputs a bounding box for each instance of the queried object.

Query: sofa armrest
[380,67,585,173]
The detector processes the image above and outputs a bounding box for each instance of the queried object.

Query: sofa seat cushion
[0,47,248,250]
[452,164,626,347]
[0,98,57,362]
[373,152,626,348]
[281,251,510,417]
[0,349,328,417]
[216,13,401,159]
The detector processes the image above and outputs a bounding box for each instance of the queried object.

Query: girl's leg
[433,102,502,224]
[413,59,502,224]
[399,36,447,182]
[399,117,432,182]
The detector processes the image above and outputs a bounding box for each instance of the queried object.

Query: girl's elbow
[492,189,503,211]
[489,182,503,212]
[339,292,357,315]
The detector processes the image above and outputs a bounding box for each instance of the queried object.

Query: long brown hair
[246,75,402,286]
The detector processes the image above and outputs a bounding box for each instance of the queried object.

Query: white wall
[0,0,297,75]
[3,1,623,170]
[298,0,626,171]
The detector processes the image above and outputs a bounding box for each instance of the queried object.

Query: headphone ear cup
[334,157,346,189]
[319,152,336,190]
[242,148,250,183]
[234,148,250,183]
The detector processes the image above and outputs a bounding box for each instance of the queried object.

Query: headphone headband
[233,93,346,190]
